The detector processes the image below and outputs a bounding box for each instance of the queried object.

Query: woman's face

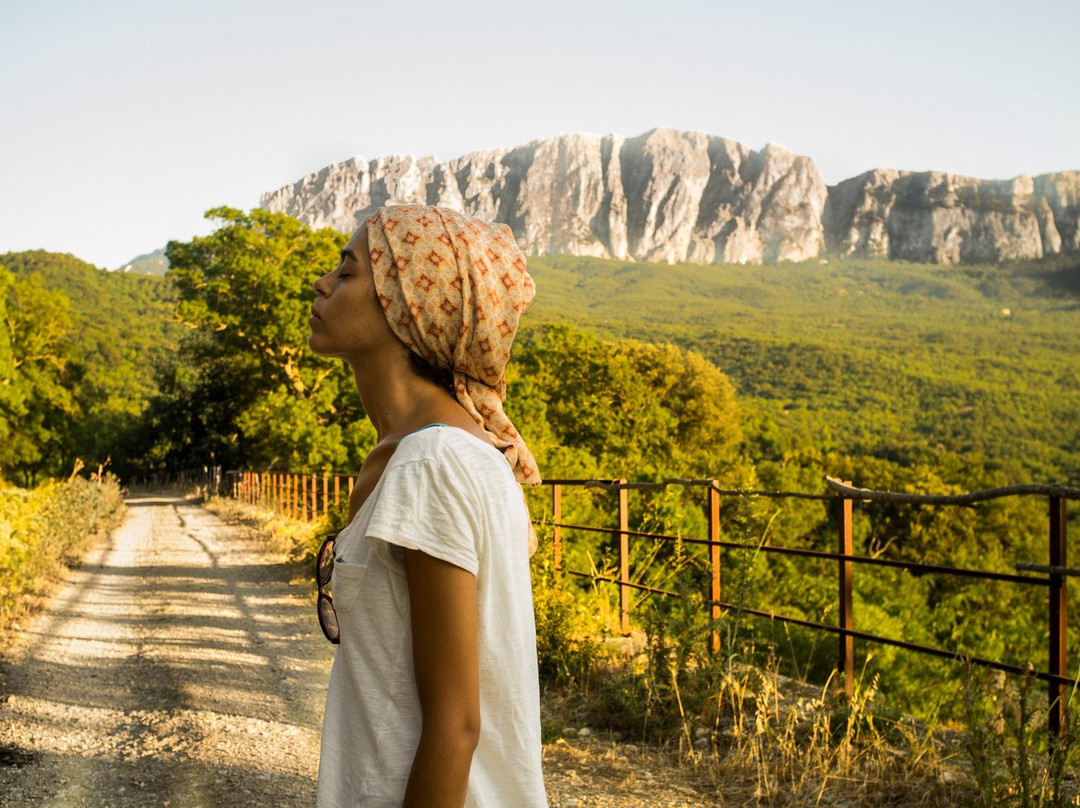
[309,225,399,363]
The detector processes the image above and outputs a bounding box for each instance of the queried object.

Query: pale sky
[2,0,1077,269]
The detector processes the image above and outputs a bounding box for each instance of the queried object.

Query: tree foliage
[0,250,181,481]
[0,264,77,484]
[158,207,372,472]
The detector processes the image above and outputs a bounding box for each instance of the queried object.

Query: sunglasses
[316,534,340,644]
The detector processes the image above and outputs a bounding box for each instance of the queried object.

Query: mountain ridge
[261,127,1080,266]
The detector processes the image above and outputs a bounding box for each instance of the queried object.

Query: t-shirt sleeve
[363,458,482,576]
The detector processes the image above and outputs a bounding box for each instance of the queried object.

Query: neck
[349,354,455,443]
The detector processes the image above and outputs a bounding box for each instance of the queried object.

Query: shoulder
[388,426,511,482]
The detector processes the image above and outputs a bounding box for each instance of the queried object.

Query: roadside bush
[0,466,125,629]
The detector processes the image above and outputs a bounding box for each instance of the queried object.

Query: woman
[308,205,548,808]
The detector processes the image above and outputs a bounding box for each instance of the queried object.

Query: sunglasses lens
[317,538,335,586]
[318,594,339,643]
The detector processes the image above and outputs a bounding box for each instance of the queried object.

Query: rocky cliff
[262,128,1079,265]
[823,170,1080,263]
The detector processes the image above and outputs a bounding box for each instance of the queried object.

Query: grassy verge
[200,495,326,570]
[532,533,1080,807]
[0,465,126,634]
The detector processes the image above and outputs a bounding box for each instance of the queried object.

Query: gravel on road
[0,493,715,807]
[0,494,333,807]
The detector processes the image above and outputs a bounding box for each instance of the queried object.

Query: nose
[313,272,331,298]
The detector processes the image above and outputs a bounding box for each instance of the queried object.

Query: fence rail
[225,470,355,523]
[544,476,1078,737]
[223,467,1079,736]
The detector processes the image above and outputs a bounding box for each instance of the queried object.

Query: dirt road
[0,494,333,807]
[0,494,714,808]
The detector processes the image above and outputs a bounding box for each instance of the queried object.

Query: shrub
[0,466,125,629]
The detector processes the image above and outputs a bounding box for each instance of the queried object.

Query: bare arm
[401,548,480,808]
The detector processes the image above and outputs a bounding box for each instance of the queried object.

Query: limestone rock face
[261,128,827,265]
[1034,172,1080,254]
[824,170,1079,263]
[261,129,1078,265]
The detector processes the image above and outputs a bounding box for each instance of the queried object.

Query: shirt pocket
[330,560,367,613]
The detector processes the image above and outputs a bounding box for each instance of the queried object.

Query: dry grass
[541,652,966,807]
[200,495,323,575]
[0,465,126,637]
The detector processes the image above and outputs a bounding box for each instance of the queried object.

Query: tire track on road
[0,494,333,807]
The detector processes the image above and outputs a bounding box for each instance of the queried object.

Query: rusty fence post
[838,483,854,697]
[710,480,722,655]
[1049,496,1068,737]
[618,480,630,634]
[552,484,563,574]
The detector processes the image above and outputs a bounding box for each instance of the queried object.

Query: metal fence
[224,467,1079,734]
[225,469,355,522]
[544,476,1079,736]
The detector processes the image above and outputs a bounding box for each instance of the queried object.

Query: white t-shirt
[316,426,548,808]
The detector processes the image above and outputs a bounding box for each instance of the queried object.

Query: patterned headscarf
[365,205,542,489]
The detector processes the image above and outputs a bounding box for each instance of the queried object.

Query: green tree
[0,265,77,485]
[159,207,371,471]
[509,324,742,479]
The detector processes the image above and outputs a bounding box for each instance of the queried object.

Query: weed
[0,464,125,632]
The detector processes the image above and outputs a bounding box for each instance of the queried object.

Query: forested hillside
[5,229,1077,491]
[0,250,181,483]
[523,253,1080,485]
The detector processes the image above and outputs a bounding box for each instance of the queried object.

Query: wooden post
[552,484,563,573]
[348,476,355,496]
[292,474,298,520]
[709,481,722,654]
[838,484,854,697]
[311,474,318,522]
[618,480,630,634]
[1049,496,1068,738]
[334,475,341,507]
